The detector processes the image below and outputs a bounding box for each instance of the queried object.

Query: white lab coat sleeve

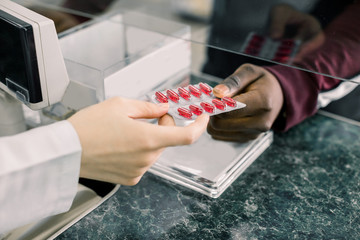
[0,120,82,234]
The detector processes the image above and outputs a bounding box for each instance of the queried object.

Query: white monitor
[0,0,69,110]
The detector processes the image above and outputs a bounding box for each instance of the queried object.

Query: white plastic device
[0,0,69,110]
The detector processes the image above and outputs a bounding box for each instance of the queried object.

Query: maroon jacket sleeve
[264,2,360,131]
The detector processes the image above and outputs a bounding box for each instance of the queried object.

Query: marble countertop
[57,113,360,239]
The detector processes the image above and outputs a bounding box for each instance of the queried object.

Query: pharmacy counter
[56,112,360,239]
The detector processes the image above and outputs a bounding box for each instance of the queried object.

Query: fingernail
[213,84,229,96]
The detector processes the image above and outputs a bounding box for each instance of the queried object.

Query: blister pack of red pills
[241,32,301,63]
[148,82,246,120]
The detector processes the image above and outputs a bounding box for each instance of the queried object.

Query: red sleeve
[264,2,360,131]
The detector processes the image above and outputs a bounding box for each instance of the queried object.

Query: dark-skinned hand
[268,3,325,62]
[207,64,284,142]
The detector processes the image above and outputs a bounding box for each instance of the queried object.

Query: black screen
[0,9,42,103]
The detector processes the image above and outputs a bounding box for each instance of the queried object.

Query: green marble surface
[57,113,360,239]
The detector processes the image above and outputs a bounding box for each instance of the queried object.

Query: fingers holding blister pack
[148,83,246,123]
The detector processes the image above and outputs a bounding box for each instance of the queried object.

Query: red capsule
[167,89,180,103]
[212,99,226,110]
[251,34,265,44]
[275,51,290,57]
[188,85,202,98]
[178,87,191,100]
[272,55,290,63]
[189,104,203,115]
[200,102,215,113]
[199,82,212,95]
[155,91,168,103]
[277,46,292,55]
[222,97,237,107]
[281,39,295,47]
[178,107,192,119]
[247,40,263,49]
[244,46,259,55]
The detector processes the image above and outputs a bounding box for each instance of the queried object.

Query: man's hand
[68,97,209,185]
[268,4,325,61]
[208,64,283,142]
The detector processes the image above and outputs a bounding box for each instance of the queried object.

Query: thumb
[125,99,169,119]
[268,4,293,39]
[268,13,288,39]
[151,114,210,148]
[213,64,264,98]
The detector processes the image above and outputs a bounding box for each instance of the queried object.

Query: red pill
[222,97,237,107]
[188,85,202,98]
[200,102,215,113]
[199,82,212,95]
[251,34,265,44]
[244,46,260,55]
[167,89,180,103]
[277,46,292,55]
[272,55,289,63]
[247,40,263,49]
[275,51,289,57]
[178,87,191,100]
[212,99,226,110]
[281,39,295,47]
[155,91,168,103]
[189,104,203,115]
[178,107,192,119]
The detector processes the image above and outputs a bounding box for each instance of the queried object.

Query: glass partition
[15,0,360,122]
[113,0,360,84]
[16,0,360,81]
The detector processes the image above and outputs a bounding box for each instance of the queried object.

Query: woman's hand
[208,64,283,142]
[68,97,209,185]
